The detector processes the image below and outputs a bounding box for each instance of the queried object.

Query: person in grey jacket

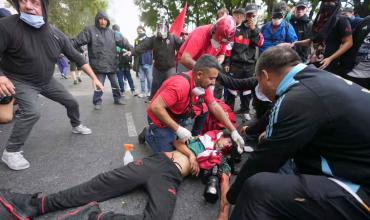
[71,11,133,110]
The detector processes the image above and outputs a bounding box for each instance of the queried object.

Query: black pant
[225,64,254,111]
[150,67,176,100]
[231,173,370,220]
[43,154,183,220]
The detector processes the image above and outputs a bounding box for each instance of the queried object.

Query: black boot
[0,189,42,219]
[57,202,101,220]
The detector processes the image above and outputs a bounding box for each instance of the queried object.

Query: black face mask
[138,33,146,37]
[321,3,336,14]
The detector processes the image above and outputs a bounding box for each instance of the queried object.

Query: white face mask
[192,87,205,96]
[211,38,220,49]
[272,18,283,26]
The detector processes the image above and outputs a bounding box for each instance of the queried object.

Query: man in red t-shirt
[143,55,244,153]
[177,16,236,72]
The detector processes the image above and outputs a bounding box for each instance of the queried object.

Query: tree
[6,0,109,37]
[134,0,256,30]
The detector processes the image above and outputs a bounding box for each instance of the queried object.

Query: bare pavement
[0,72,246,220]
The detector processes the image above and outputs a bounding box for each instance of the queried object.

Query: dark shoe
[234,108,248,114]
[77,77,82,83]
[73,80,78,85]
[138,127,147,144]
[0,189,42,220]
[114,99,126,105]
[57,202,101,220]
[94,104,102,110]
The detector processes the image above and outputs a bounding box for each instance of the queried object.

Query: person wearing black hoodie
[0,0,104,171]
[71,11,133,109]
[290,0,312,62]
[293,0,353,74]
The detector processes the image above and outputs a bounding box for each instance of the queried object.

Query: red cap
[213,15,236,45]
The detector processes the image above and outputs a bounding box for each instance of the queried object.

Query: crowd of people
[0,0,369,219]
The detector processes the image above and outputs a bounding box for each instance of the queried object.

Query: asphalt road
[0,72,246,220]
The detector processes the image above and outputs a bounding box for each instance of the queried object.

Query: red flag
[170,2,187,37]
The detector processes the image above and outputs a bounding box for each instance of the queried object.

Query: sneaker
[234,108,248,114]
[94,104,101,110]
[146,92,151,97]
[0,189,42,219]
[138,127,147,144]
[2,150,30,171]
[73,80,78,85]
[114,99,126,105]
[72,124,92,135]
[77,77,82,83]
[120,91,125,97]
[56,202,101,220]
[132,91,138,96]
[138,93,145,98]
[243,113,252,121]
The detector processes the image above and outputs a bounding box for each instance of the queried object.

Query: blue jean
[139,64,153,94]
[145,123,176,153]
[93,73,121,105]
[117,68,135,92]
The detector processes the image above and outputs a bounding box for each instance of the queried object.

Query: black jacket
[134,33,182,71]
[227,65,370,205]
[224,23,263,67]
[340,16,370,74]
[71,12,132,74]
[0,0,86,86]
[290,15,312,62]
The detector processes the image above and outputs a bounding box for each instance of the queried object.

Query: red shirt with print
[176,24,227,64]
[147,71,215,128]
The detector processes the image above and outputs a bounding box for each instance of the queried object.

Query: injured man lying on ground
[0,130,237,220]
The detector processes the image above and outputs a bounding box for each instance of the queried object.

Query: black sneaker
[74,80,78,85]
[114,99,126,105]
[57,202,101,220]
[234,108,248,115]
[0,189,42,220]
[138,127,147,144]
[77,77,82,83]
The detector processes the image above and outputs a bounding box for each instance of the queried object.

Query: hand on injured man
[176,126,192,142]
[231,130,244,154]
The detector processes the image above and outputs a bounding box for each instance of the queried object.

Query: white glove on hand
[231,130,245,154]
[176,126,192,142]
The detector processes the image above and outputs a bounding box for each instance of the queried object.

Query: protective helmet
[156,17,169,39]
[212,15,236,45]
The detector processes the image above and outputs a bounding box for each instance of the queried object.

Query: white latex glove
[231,130,244,154]
[176,126,192,142]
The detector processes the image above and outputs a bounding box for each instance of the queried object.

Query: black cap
[245,3,258,14]
[272,2,287,15]
[295,0,308,8]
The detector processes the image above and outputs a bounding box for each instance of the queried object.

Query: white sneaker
[243,113,252,121]
[138,93,145,98]
[146,92,151,97]
[72,124,92,135]
[2,150,30,171]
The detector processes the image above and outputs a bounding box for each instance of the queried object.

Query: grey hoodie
[71,11,133,73]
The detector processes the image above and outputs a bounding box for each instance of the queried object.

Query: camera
[203,165,221,204]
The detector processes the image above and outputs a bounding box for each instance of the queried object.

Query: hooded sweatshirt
[0,0,86,85]
[71,12,133,74]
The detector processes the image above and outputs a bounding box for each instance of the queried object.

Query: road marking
[125,112,137,137]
